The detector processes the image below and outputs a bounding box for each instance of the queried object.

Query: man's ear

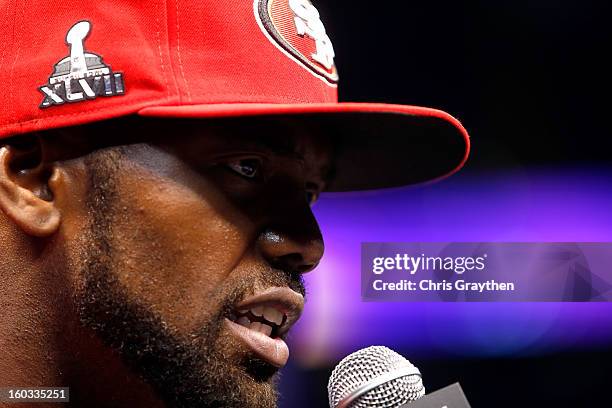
[0,135,61,237]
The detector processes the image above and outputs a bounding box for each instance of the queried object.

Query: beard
[75,254,279,408]
[73,150,302,408]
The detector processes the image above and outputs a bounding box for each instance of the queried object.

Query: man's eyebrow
[238,135,336,188]
[244,137,304,160]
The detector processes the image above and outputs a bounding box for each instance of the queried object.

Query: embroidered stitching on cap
[255,0,338,85]
[38,21,125,109]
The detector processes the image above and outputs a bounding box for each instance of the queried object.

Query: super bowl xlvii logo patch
[255,0,338,85]
[39,21,125,109]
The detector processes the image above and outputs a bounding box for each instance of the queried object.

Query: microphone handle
[400,383,471,408]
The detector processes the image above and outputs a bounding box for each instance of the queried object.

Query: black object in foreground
[402,383,471,408]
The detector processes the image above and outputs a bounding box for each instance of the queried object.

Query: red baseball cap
[0,0,469,192]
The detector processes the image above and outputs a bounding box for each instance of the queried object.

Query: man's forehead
[153,116,330,158]
[34,116,333,176]
[44,115,312,147]
[154,117,335,183]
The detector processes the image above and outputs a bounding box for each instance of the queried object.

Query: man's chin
[230,361,280,408]
[78,283,279,407]
[206,329,280,406]
[87,312,279,407]
[242,355,281,383]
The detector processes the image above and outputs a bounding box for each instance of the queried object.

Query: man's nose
[256,199,324,274]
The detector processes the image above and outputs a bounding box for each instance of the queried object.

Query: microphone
[327,346,471,408]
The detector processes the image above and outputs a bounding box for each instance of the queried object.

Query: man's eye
[227,158,262,179]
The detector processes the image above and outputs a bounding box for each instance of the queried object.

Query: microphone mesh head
[327,346,425,408]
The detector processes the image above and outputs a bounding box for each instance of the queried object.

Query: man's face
[66,118,332,407]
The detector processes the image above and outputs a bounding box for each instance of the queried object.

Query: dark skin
[0,116,333,408]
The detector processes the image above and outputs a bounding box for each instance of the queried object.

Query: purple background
[289,167,612,365]
[277,0,612,404]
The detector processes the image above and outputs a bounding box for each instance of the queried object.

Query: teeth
[235,305,284,335]
[263,307,284,326]
[251,306,264,317]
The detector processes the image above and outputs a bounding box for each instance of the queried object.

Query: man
[0,1,469,407]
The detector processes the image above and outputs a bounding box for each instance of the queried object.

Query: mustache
[217,267,306,320]
[281,270,306,298]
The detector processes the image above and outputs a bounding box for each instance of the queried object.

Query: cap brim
[138,102,470,192]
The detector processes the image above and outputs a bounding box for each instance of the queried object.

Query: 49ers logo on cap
[255,0,338,85]
[38,21,125,109]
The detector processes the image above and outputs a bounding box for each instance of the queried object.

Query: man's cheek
[107,185,253,334]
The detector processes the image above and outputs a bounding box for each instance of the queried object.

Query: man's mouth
[225,286,304,368]
[233,306,286,337]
